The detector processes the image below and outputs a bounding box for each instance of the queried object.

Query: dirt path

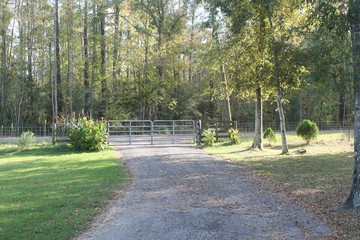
[76,144,332,240]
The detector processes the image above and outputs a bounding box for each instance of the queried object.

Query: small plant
[67,117,108,151]
[263,128,276,144]
[228,128,240,144]
[296,120,319,144]
[17,131,35,150]
[203,129,216,146]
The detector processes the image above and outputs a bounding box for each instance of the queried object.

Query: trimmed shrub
[17,131,35,150]
[263,127,276,144]
[67,118,108,151]
[296,120,319,143]
[203,129,216,146]
[228,128,240,144]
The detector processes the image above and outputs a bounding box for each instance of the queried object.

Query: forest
[0,0,355,127]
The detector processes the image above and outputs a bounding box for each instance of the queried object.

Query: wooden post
[129,121,132,145]
[195,120,201,147]
[52,123,56,145]
[151,121,154,145]
[172,121,175,144]
[215,122,219,142]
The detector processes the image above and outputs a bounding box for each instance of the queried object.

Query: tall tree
[53,0,62,120]
[0,0,10,125]
[84,0,90,115]
[99,1,107,117]
[346,0,360,209]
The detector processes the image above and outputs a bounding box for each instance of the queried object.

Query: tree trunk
[84,0,90,115]
[100,6,107,117]
[346,0,360,209]
[221,64,232,121]
[54,0,61,118]
[67,31,73,116]
[277,87,289,153]
[252,87,263,149]
[1,18,7,124]
[339,93,346,124]
[27,4,34,122]
[112,2,120,103]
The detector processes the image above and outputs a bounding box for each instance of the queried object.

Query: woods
[0,0,354,128]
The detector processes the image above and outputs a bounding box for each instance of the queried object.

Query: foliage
[296,120,319,143]
[228,128,240,144]
[16,131,35,150]
[67,118,108,151]
[203,129,216,146]
[0,145,128,240]
[263,128,277,144]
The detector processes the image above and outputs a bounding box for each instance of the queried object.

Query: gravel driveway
[76,144,332,240]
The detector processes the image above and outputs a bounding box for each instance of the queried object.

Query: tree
[53,0,62,120]
[84,0,91,115]
[345,0,360,209]
[0,0,9,125]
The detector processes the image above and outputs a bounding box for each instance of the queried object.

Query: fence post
[215,122,219,142]
[52,123,56,145]
[151,121,154,145]
[195,120,201,147]
[129,121,132,145]
[107,121,110,145]
[172,121,175,144]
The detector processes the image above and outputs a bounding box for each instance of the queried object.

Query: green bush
[67,118,108,151]
[263,128,276,144]
[296,120,319,143]
[17,131,35,150]
[228,128,240,144]
[203,129,216,146]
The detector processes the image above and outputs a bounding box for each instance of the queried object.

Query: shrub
[296,120,319,143]
[203,129,216,146]
[228,128,240,144]
[263,128,276,144]
[17,131,35,150]
[67,118,108,151]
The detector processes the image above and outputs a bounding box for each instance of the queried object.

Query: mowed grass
[204,132,359,239]
[0,145,128,240]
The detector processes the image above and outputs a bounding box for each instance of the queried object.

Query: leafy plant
[296,120,319,143]
[67,118,108,151]
[228,128,240,144]
[263,128,276,144]
[17,131,35,150]
[203,129,216,146]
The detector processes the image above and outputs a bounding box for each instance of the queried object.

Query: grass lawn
[204,132,359,239]
[0,144,128,240]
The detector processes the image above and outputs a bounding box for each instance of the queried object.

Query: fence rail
[0,125,52,137]
[238,121,354,133]
[0,121,354,141]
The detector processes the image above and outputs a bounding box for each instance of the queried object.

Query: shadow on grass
[269,143,309,151]
[0,144,107,159]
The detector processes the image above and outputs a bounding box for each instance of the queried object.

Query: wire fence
[0,125,52,138]
[238,121,354,133]
[0,121,354,139]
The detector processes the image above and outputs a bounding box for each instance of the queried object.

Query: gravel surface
[76,144,333,240]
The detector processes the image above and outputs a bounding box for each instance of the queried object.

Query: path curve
[76,144,332,240]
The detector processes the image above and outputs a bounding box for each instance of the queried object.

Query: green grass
[0,144,128,240]
[204,132,359,239]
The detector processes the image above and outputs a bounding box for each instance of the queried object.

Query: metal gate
[107,120,195,145]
